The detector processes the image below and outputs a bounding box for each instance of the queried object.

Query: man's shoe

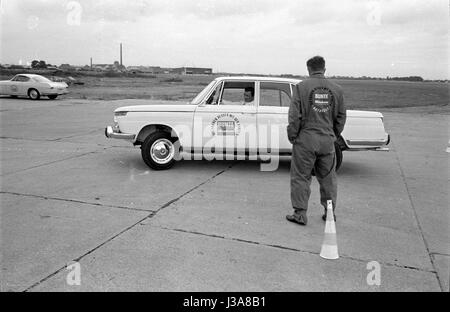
[286,214,308,226]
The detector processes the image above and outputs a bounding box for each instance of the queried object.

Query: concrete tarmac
[0,97,448,291]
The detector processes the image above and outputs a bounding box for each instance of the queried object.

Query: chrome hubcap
[150,139,174,164]
[30,90,38,99]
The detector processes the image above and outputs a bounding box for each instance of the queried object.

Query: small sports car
[0,74,69,100]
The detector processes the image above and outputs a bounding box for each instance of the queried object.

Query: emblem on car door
[210,113,241,136]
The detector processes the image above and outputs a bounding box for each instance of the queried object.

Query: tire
[28,88,40,100]
[48,95,58,100]
[141,131,179,170]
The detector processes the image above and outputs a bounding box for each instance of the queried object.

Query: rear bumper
[41,89,69,96]
[105,126,135,140]
[346,135,390,147]
[345,134,390,151]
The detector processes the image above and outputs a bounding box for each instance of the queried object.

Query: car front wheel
[141,131,179,170]
[28,88,40,100]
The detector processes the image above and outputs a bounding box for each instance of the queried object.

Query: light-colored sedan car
[0,74,69,100]
[105,76,390,170]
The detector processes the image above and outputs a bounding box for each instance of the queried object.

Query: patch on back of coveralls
[309,87,334,113]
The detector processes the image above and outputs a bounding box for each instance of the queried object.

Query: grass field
[1,72,448,112]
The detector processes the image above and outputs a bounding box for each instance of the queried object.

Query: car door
[0,79,8,94]
[194,80,258,158]
[16,75,31,95]
[257,81,293,154]
[5,75,21,95]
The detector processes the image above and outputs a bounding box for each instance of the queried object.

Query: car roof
[15,74,42,78]
[215,76,301,84]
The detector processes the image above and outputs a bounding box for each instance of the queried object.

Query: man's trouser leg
[290,140,316,213]
[315,137,337,213]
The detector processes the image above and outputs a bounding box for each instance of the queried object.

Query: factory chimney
[120,43,123,66]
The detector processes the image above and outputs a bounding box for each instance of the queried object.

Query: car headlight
[114,111,128,117]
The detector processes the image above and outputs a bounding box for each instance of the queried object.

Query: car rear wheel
[28,88,40,100]
[48,95,58,100]
[141,131,179,170]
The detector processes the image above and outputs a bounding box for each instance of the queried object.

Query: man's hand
[287,126,296,144]
[288,84,302,145]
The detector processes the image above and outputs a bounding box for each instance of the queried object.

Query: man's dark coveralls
[287,73,346,216]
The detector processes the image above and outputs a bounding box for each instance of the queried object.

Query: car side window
[205,82,223,105]
[219,81,255,106]
[260,82,292,107]
[13,76,30,82]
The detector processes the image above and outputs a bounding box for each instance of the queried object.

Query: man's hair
[306,56,326,72]
[245,87,255,97]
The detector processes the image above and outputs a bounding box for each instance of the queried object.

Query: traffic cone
[320,200,339,260]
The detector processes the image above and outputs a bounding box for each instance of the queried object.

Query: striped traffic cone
[320,200,339,260]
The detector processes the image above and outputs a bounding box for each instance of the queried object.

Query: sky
[0,0,448,79]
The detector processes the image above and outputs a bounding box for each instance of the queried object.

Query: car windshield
[32,76,51,83]
[190,80,217,105]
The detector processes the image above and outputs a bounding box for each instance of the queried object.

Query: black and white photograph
[0,0,448,297]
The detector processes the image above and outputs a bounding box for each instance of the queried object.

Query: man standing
[286,56,346,225]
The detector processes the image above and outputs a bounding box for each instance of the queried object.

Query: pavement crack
[0,191,152,213]
[430,252,450,257]
[1,150,104,177]
[392,140,444,291]
[22,213,152,292]
[21,163,237,292]
[50,128,105,141]
[0,136,57,142]
[148,162,238,214]
[0,136,131,149]
[154,225,437,274]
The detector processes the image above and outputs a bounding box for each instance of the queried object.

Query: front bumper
[105,126,135,140]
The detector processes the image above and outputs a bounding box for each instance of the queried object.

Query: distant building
[59,64,74,70]
[93,64,113,71]
[0,64,31,69]
[113,61,126,71]
[92,62,125,72]
[127,66,163,74]
[171,67,213,75]
[161,68,172,74]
